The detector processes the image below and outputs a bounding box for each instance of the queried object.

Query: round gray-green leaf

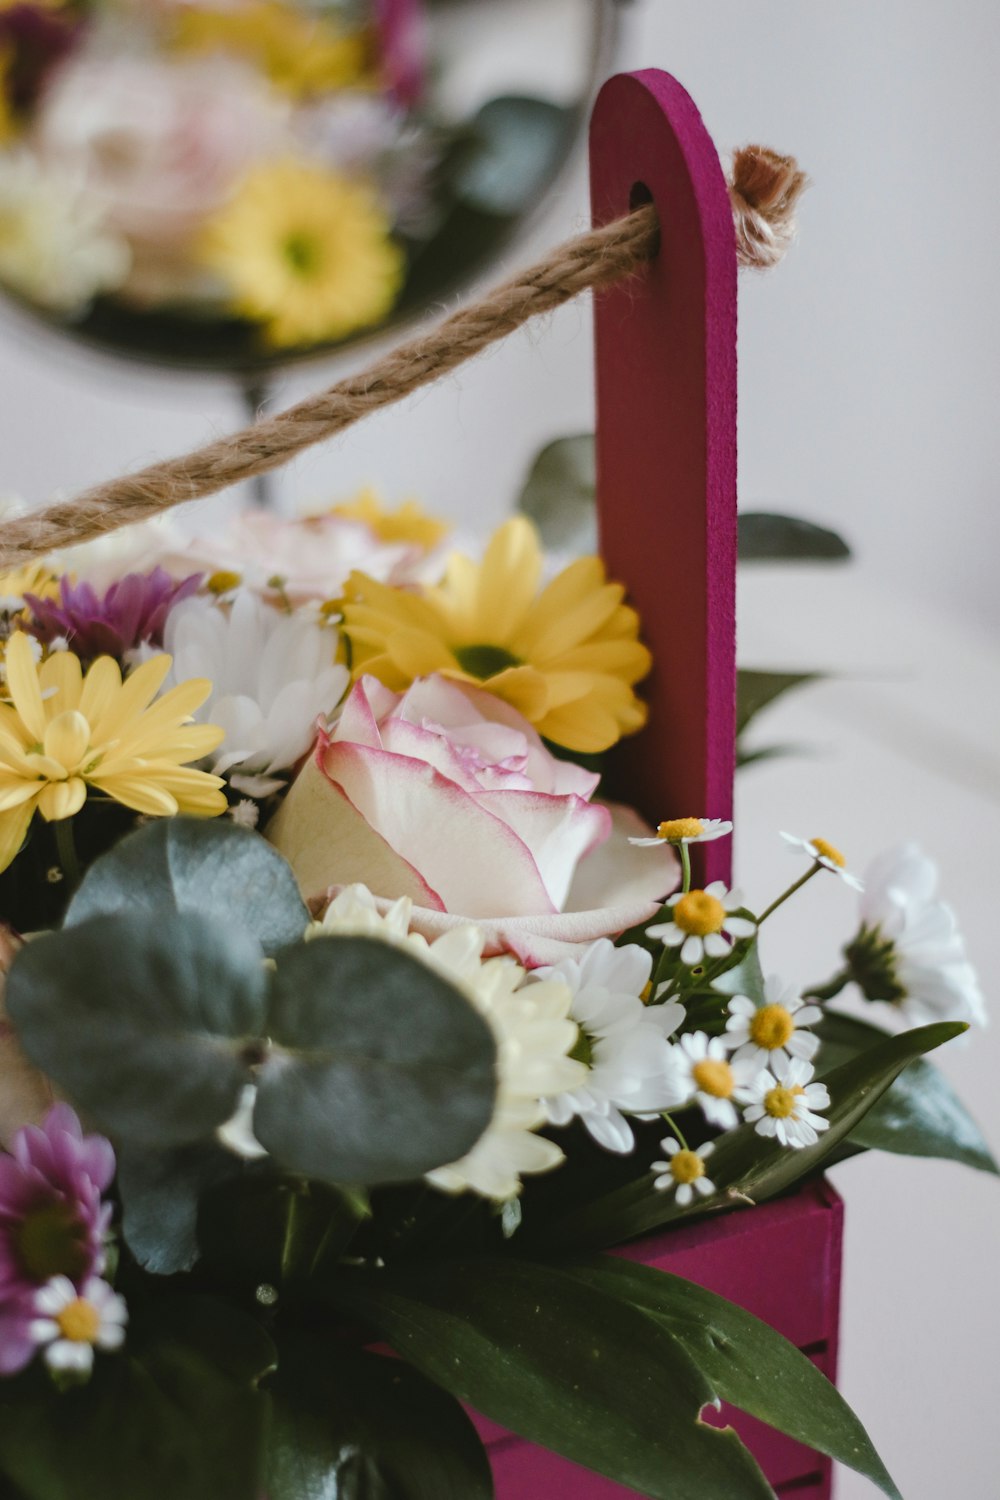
[254,936,497,1185]
[65,817,309,956]
[7,910,269,1146]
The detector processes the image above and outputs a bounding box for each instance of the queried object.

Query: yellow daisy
[0,562,59,609]
[0,633,227,874]
[330,488,450,551]
[173,2,371,97]
[341,517,652,754]
[200,159,403,349]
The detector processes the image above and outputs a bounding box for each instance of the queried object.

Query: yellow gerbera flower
[200,160,403,349]
[0,562,59,609]
[173,1,371,97]
[330,489,450,551]
[0,633,227,873]
[341,518,652,755]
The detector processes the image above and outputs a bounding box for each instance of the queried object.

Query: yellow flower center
[673,891,725,937]
[284,230,323,277]
[657,818,704,841]
[207,570,243,594]
[748,1004,795,1051]
[639,980,654,1005]
[669,1149,705,1185]
[15,1203,90,1282]
[764,1084,805,1119]
[692,1058,735,1099]
[55,1298,101,1345]
[811,838,845,868]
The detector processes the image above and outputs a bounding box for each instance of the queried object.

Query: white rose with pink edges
[268,674,677,966]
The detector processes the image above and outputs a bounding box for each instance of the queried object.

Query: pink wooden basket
[471,70,844,1499]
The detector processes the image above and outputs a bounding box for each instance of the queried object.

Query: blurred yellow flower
[0,563,59,610]
[200,160,403,348]
[331,489,450,550]
[0,633,227,873]
[342,518,652,754]
[174,1,371,97]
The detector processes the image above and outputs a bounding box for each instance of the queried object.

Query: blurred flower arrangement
[0,497,990,1498]
[0,0,573,361]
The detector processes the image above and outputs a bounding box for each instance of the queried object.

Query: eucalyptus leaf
[6,911,269,1147]
[65,817,309,956]
[254,936,497,1184]
[266,1332,494,1500]
[533,1021,965,1249]
[116,1138,246,1274]
[567,1258,899,1499]
[738,513,851,562]
[736,668,823,737]
[517,433,597,553]
[326,1259,771,1499]
[816,1012,998,1174]
[451,96,575,217]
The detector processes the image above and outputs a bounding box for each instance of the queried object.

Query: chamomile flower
[741,1056,831,1149]
[723,976,822,1070]
[29,1275,127,1374]
[629,817,733,848]
[780,832,864,891]
[668,1032,757,1130]
[651,1138,716,1205]
[648,882,756,965]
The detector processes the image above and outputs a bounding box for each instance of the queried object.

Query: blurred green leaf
[738,513,851,562]
[451,96,575,217]
[737,668,822,737]
[517,433,597,553]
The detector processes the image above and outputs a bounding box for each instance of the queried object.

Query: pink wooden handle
[373,0,425,107]
[590,70,738,887]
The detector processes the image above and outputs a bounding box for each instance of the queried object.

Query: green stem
[280,1184,309,1284]
[679,841,692,895]
[804,968,852,1002]
[660,1111,690,1150]
[757,864,822,925]
[53,818,81,890]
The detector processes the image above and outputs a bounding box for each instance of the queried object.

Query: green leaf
[0,1297,271,1500]
[266,1330,493,1500]
[116,1139,245,1274]
[254,936,497,1184]
[65,817,309,957]
[816,1012,998,1174]
[516,433,597,553]
[738,513,851,562]
[534,1021,966,1250]
[451,96,575,217]
[6,911,269,1147]
[198,1175,369,1291]
[325,1259,771,1499]
[736,668,822,737]
[568,1258,899,1499]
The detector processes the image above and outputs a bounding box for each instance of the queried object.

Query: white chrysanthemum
[780,832,864,890]
[647,882,756,966]
[723,975,822,1070]
[164,591,349,795]
[535,938,686,1153]
[651,1137,716,1205]
[629,817,733,848]
[0,151,130,314]
[30,1275,127,1374]
[741,1055,831,1149]
[668,1031,758,1130]
[314,884,585,1200]
[847,842,985,1028]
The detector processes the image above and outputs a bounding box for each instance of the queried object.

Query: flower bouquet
[0,0,595,366]
[0,65,993,1500]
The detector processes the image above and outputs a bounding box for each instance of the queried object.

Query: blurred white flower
[0,150,129,314]
[163,590,349,795]
[537,939,686,1153]
[780,832,864,891]
[846,842,986,1028]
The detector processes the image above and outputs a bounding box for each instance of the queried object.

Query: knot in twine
[0,144,807,569]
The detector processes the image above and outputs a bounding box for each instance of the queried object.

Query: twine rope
[0,145,806,570]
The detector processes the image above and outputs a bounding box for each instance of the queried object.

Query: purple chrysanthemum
[25,568,201,662]
[0,1103,115,1377]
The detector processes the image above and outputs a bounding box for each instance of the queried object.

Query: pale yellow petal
[38,651,83,716]
[0,778,43,812]
[463,518,542,643]
[0,799,36,874]
[79,657,123,738]
[535,699,621,754]
[92,655,172,744]
[37,777,87,822]
[42,710,90,770]
[88,775,179,817]
[474,664,550,723]
[517,584,625,665]
[4,633,45,741]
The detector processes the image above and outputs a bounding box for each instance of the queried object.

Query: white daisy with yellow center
[723,975,822,1070]
[629,816,733,848]
[741,1055,831,1149]
[311,884,585,1201]
[30,1274,127,1374]
[668,1031,758,1130]
[780,832,864,891]
[648,881,756,966]
[651,1137,716,1206]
